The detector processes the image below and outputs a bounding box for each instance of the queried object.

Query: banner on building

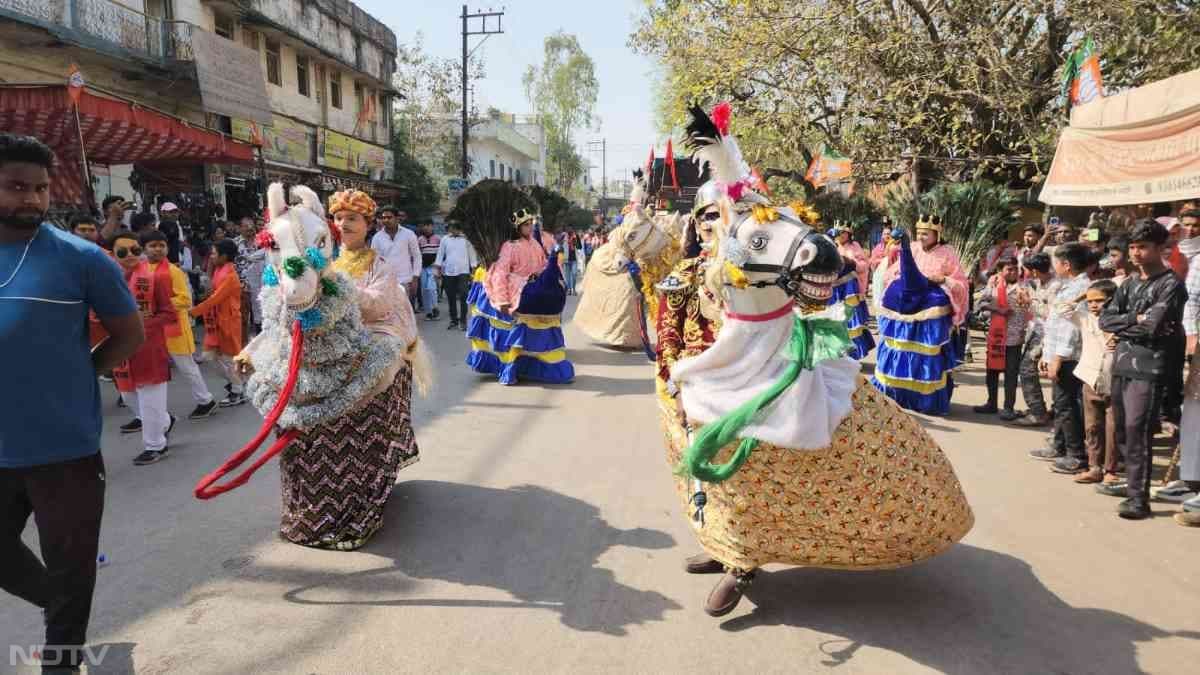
[318,128,392,180]
[233,115,315,168]
[191,30,272,124]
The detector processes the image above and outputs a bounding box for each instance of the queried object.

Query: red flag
[751,167,771,198]
[665,138,679,189]
[645,146,655,176]
[67,64,85,105]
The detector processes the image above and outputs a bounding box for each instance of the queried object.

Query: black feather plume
[683,104,721,155]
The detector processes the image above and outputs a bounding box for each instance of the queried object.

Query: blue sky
[356,0,661,188]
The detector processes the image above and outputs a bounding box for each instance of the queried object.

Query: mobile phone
[1048,216,1061,227]
[1083,228,1100,241]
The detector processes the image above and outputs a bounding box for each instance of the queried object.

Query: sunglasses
[115,246,142,259]
[700,210,722,222]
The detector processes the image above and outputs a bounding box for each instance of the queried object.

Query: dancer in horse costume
[193,184,425,552]
[827,222,876,360]
[871,218,965,416]
[465,209,574,385]
[659,103,973,617]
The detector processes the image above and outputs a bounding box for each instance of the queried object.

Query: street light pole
[460,5,504,180]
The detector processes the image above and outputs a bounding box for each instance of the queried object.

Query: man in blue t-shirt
[0,134,144,672]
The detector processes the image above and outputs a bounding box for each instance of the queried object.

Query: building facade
[0,0,398,225]
[464,111,545,188]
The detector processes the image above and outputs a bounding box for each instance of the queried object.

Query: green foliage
[390,129,440,221]
[447,180,535,265]
[885,180,1018,274]
[632,1,1200,184]
[811,192,883,241]
[523,32,599,193]
[527,185,573,230]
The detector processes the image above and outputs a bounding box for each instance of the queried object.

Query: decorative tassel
[751,205,779,223]
[304,246,327,271]
[297,307,323,331]
[319,276,339,297]
[254,230,275,250]
[711,102,732,136]
[283,256,306,280]
[724,261,749,289]
[262,265,279,287]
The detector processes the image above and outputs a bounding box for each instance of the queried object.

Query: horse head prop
[260,183,338,323]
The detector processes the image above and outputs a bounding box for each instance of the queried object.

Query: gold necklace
[332,247,376,280]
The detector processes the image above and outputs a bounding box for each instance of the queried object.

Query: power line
[460,5,505,180]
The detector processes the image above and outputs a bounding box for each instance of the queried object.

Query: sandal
[1102,473,1123,485]
[1073,468,1103,484]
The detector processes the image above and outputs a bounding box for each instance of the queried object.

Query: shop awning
[1040,69,1200,207]
[0,85,255,205]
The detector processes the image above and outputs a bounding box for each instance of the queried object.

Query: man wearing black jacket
[1100,219,1188,520]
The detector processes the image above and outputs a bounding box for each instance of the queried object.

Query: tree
[632,1,1200,185]
[390,130,440,222]
[523,32,599,194]
[527,185,573,230]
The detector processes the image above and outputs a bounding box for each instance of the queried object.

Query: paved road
[4,299,1200,674]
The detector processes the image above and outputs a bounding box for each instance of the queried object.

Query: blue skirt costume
[829,261,875,360]
[465,256,575,385]
[870,242,959,415]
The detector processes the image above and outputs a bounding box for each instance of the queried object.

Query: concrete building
[464,111,545,188]
[0,0,398,224]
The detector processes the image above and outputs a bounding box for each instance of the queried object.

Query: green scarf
[677,305,853,483]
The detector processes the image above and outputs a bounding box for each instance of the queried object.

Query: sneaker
[1183,494,1200,513]
[133,448,168,466]
[1152,480,1199,504]
[432,308,440,320]
[1117,498,1151,520]
[120,418,142,434]
[1051,457,1087,474]
[1175,511,1200,527]
[447,321,459,330]
[426,312,436,321]
[219,393,247,408]
[189,401,218,420]
[1095,482,1128,498]
[973,404,998,415]
[1028,448,1063,461]
[998,409,1020,422]
[1014,413,1050,427]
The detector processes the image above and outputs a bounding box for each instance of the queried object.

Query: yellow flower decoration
[787,200,822,226]
[724,261,750,289]
[752,205,779,223]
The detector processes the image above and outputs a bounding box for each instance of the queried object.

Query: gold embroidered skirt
[661,376,974,571]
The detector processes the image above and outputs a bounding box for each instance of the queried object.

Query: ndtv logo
[9,645,111,667]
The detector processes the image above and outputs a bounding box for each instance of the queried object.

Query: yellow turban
[328,190,377,220]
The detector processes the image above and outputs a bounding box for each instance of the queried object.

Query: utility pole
[586,138,606,200]
[460,5,504,180]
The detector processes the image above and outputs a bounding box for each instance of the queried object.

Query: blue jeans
[563,260,578,294]
[421,267,439,314]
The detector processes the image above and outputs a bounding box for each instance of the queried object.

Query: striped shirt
[1042,273,1091,361]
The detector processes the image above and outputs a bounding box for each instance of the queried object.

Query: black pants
[985,345,1022,410]
[1051,360,1085,461]
[1112,375,1162,506]
[1161,337,1186,425]
[0,453,106,669]
[444,274,471,324]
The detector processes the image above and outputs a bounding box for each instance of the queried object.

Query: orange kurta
[190,263,243,356]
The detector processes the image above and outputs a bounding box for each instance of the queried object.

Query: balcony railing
[0,0,194,63]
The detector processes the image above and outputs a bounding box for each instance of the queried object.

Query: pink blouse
[356,256,418,348]
[885,242,970,326]
[839,240,869,293]
[484,234,555,310]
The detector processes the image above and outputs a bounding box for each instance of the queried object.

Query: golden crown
[915,214,943,233]
[510,209,535,226]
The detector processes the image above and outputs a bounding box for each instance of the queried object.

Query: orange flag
[67,64,85,105]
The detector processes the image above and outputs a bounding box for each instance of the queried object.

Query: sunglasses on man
[114,245,142,259]
[700,210,722,222]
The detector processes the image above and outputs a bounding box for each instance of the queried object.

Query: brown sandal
[1074,468,1103,484]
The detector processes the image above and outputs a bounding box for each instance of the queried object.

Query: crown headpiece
[510,209,535,227]
[915,214,943,234]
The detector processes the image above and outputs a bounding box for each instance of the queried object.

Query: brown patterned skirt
[662,376,974,571]
[279,363,419,550]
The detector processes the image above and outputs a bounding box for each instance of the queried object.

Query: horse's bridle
[726,210,814,295]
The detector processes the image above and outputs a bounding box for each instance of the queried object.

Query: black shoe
[1050,456,1087,474]
[447,321,459,330]
[998,409,1020,421]
[120,418,142,434]
[432,308,440,319]
[219,393,247,408]
[426,312,436,321]
[133,448,168,465]
[973,404,998,414]
[1117,499,1151,520]
[166,414,177,437]
[1095,482,1128,497]
[189,401,218,420]
[1028,448,1063,461]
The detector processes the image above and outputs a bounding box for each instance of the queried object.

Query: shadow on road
[568,346,650,368]
[277,480,681,636]
[568,374,655,398]
[721,544,1199,674]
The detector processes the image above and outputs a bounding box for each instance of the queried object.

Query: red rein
[193,320,304,500]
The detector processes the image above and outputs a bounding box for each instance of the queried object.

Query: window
[242,29,259,52]
[329,70,342,109]
[354,82,365,116]
[214,14,235,40]
[265,39,281,86]
[499,162,505,180]
[515,169,521,185]
[508,166,513,181]
[296,55,310,97]
[489,160,495,178]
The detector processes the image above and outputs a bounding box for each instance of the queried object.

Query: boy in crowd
[418,221,442,320]
[1073,279,1120,485]
[434,220,480,331]
[1173,208,1200,526]
[1030,243,1092,474]
[1013,252,1055,427]
[70,213,100,244]
[1107,236,1134,285]
[141,230,217,419]
[975,257,1030,420]
[110,231,177,465]
[190,239,245,406]
[1100,219,1188,520]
